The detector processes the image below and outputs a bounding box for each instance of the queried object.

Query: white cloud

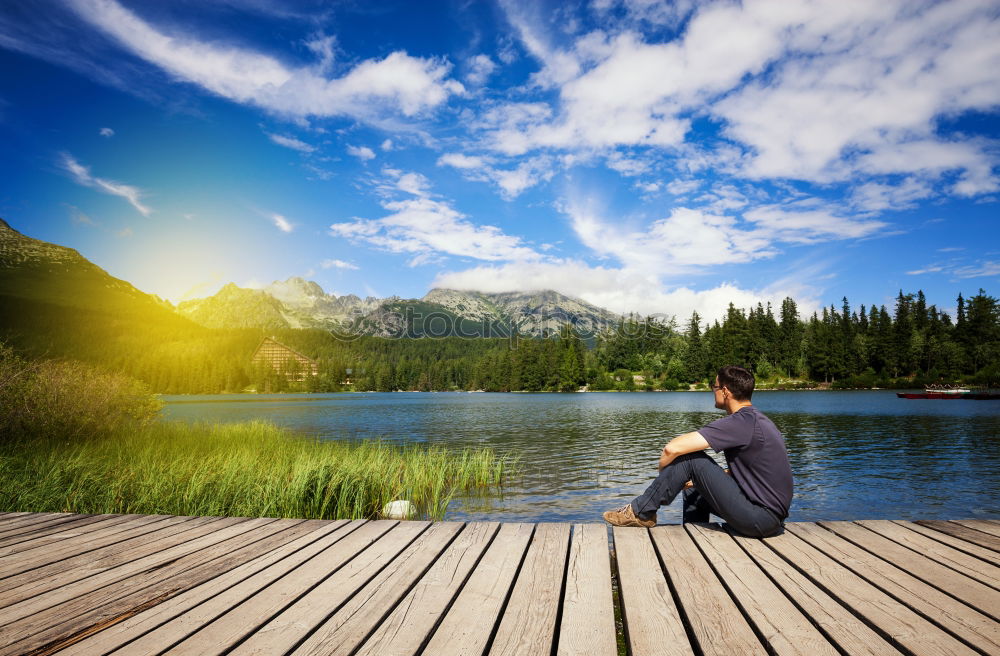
[321,258,359,270]
[906,265,944,275]
[465,54,497,86]
[70,0,464,121]
[99,126,114,137]
[438,151,553,199]
[329,171,539,265]
[563,196,888,277]
[438,152,489,169]
[347,144,376,161]
[380,139,393,151]
[267,132,315,153]
[953,261,1000,278]
[270,213,293,232]
[60,153,151,216]
[433,259,818,322]
[490,0,1000,204]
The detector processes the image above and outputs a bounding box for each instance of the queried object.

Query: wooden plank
[819,521,1000,617]
[0,514,118,549]
[0,514,189,582]
[487,522,571,656]
[859,520,1000,587]
[555,524,617,656]
[0,518,314,656]
[0,514,132,553]
[782,523,987,655]
[0,515,221,604]
[916,520,1000,552]
[686,523,838,656]
[221,521,428,656]
[0,512,72,532]
[135,520,395,655]
[730,531,902,655]
[613,527,692,656]
[0,517,273,633]
[953,519,1000,538]
[354,522,503,656]
[57,520,355,656]
[895,520,1000,565]
[649,525,765,655]
[0,513,82,540]
[291,522,467,656]
[418,522,533,656]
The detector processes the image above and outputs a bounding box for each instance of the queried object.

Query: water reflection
[162,391,1000,523]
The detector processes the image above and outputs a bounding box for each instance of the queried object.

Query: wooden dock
[0,512,997,655]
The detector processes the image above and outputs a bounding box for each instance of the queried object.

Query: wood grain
[418,522,534,656]
[556,524,617,656]
[354,521,501,656]
[687,523,838,656]
[614,527,692,656]
[488,522,571,656]
[782,523,985,655]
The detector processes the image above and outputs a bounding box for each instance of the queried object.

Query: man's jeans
[631,452,783,538]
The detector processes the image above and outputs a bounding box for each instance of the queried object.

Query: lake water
[161,391,1000,524]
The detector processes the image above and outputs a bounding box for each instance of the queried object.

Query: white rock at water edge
[382,499,417,519]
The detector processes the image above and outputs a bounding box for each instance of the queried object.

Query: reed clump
[0,344,513,520]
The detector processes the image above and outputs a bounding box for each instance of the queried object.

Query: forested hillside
[2,285,996,393]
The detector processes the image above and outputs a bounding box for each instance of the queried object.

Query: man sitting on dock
[603,365,792,537]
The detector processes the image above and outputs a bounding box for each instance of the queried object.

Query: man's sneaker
[602,504,656,528]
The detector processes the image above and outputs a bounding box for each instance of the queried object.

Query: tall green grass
[0,343,514,520]
[0,420,513,520]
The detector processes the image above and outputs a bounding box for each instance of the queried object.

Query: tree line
[2,288,997,393]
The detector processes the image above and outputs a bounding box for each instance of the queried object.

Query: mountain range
[0,219,622,339]
[176,277,621,338]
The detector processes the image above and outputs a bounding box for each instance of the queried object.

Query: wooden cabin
[250,336,318,381]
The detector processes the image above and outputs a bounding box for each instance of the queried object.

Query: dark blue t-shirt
[698,406,793,519]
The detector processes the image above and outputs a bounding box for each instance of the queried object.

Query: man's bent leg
[632,452,782,537]
[631,452,720,519]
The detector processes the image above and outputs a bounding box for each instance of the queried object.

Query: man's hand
[682,469,729,491]
[658,431,711,470]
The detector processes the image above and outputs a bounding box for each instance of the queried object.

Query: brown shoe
[602,503,656,528]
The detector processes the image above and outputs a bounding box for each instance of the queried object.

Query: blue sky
[1,0,998,322]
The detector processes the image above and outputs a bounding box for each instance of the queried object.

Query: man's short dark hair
[718,365,754,400]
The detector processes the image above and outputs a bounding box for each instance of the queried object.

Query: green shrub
[0,344,161,442]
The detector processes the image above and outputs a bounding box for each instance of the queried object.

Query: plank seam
[547,523,574,656]
[405,522,505,656]
[892,520,1000,566]
[791,525,994,656]
[0,518,293,653]
[293,522,469,656]
[948,520,1000,541]
[647,528,706,656]
[758,530,921,656]
[817,522,1000,621]
[69,520,362,656]
[724,527,853,656]
[473,522,537,656]
[683,524,773,654]
[605,527,628,656]
[0,515,191,584]
[915,520,1000,553]
[850,522,1000,593]
[198,520,408,656]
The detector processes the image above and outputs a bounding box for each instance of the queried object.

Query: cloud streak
[69,0,464,122]
[60,153,151,216]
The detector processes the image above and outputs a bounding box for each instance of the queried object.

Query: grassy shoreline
[0,419,513,521]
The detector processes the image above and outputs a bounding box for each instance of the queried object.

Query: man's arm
[658,431,711,470]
